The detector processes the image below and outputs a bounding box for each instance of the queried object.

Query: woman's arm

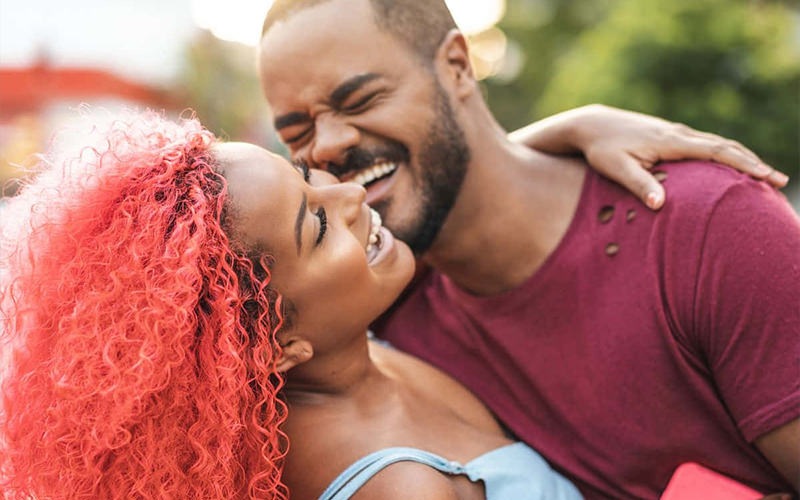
[509,104,788,210]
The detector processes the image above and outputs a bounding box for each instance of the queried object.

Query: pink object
[661,463,763,499]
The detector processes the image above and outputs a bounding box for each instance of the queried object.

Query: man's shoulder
[660,161,797,233]
[590,160,790,223]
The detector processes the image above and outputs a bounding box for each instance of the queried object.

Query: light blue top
[319,442,583,499]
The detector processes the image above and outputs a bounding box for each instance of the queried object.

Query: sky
[0,0,199,85]
[0,0,506,86]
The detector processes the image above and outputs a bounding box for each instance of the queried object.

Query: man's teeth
[352,162,397,187]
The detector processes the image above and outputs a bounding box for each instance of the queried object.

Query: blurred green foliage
[179,32,276,147]
[486,0,800,176]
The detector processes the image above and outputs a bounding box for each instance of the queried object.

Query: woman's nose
[308,168,340,187]
[317,181,366,226]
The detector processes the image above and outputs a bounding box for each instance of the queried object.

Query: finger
[767,169,790,188]
[685,137,787,187]
[590,151,666,210]
[664,129,778,180]
[666,133,762,167]
[706,140,773,178]
[697,134,763,168]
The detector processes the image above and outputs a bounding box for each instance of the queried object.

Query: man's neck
[423,141,586,296]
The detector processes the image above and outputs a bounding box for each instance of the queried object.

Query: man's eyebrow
[273,73,380,131]
[274,111,311,131]
[295,192,307,255]
[329,73,381,108]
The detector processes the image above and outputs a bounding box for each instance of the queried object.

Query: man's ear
[276,337,314,372]
[435,29,476,99]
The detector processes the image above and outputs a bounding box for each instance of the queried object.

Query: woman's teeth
[352,162,397,187]
[366,208,382,259]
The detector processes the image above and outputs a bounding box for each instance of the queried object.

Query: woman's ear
[276,337,314,372]
[435,29,476,99]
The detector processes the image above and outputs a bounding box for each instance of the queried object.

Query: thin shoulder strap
[318,447,466,500]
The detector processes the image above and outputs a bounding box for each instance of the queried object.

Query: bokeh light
[446,0,507,36]
[191,0,274,46]
[192,0,508,46]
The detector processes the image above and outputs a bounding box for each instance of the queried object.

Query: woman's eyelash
[294,160,311,182]
[315,207,327,245]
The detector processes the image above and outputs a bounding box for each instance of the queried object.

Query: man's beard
[375,82,470,255]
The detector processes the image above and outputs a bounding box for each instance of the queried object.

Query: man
[258,0,799,497]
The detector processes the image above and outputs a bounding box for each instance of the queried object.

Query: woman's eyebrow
[295,192,307,255]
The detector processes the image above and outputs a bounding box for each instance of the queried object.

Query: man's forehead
[262,0,377,40]
[274,0,374,22]
[262,8,378,70]
[259,6,413,110]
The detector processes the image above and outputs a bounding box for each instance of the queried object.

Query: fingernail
[772,171,789,186]
[646,191,663,210]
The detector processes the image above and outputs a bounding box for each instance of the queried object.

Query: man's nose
[310,115,360,174]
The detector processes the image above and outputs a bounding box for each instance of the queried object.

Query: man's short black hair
[261,0,458,63]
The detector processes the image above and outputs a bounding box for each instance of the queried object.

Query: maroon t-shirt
[375,161,800,498]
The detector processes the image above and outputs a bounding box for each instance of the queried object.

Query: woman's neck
[280,335,396,406]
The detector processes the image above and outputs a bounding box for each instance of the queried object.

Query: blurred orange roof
[0,64,176,116]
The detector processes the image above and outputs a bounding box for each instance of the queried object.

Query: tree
[483,0,614,130]
[528,0,799,176]
[179,31,281,150]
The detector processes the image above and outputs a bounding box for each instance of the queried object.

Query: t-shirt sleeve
[692,178,800,442]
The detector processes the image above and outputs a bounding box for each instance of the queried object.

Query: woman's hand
[509,104,789,210]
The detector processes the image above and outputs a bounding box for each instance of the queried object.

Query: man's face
[258,0,470,254]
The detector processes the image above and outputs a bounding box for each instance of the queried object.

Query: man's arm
[509,104,788,210]
[755,419,800,492]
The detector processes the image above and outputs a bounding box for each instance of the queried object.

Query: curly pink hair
[0,111,288,498]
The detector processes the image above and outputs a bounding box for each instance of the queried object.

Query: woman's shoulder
[368,340,504,435]
[282,342,510,498]
[327,459,467,500]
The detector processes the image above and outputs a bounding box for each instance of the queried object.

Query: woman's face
[215,142,414,349]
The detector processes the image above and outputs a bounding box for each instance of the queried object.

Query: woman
[217,141,581,499]
[0,112,578,499]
